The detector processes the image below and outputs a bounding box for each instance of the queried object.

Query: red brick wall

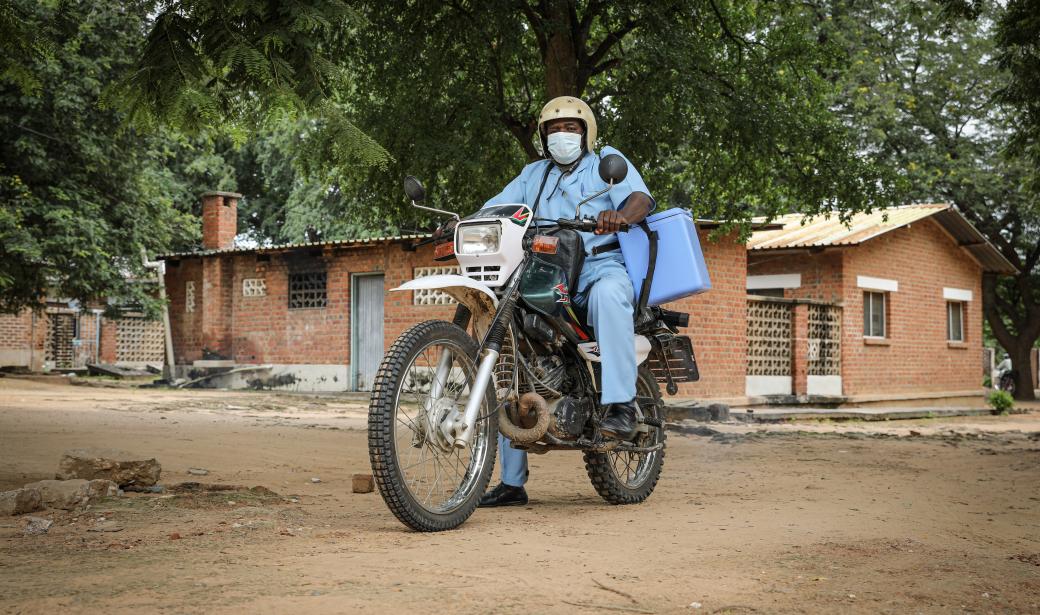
[166,258,204,363]
[1,308,116,369]
[383,245,457,353]
[748,251,843,302]
[839,220,983,396]
[665,230,747,399]
[0,310,36,368]
[165,243,456,370]
[98,316,117,363]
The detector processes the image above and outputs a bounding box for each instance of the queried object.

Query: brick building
[746,204,1018,401]
[0,301,164,372]
[160,194,1021,403]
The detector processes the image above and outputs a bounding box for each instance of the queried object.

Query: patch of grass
[987,390,1015,415]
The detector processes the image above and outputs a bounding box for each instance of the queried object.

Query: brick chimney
[200,191,242,250]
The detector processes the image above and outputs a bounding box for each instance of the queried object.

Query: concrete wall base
[174,363,352,392]
[0,349,32,368]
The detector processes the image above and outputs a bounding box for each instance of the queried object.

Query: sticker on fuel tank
[552,283,570,304]
[577,342,601,359]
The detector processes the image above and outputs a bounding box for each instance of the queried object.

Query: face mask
[546,132,583,165]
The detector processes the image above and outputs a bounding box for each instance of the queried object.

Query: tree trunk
[1010,343,1037,401]
[983,273,1039,401]
[543,0,579,98]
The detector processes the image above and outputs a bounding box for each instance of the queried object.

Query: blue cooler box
[617,208,711,306]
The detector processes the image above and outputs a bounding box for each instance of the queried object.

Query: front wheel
[584,367,665,505]
[368,320,498,531]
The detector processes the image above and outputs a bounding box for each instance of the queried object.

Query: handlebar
[555,217,630,233]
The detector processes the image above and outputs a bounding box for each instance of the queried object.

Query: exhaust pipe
[498,392,550,444]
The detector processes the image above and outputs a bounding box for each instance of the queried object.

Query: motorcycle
[368,155,701,531]
[994,355,1016,396]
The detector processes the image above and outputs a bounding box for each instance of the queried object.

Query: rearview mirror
[403,176,426,202]
[598,154,628,184]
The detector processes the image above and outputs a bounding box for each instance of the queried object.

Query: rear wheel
[368,320,498,531]
[999,373,1017,396]
[584,367,665,505]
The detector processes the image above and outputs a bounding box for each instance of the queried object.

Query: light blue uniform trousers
[499,253,636,487]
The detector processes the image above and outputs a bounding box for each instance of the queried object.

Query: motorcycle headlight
[456,222,502,255]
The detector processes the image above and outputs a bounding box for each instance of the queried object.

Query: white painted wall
[857,275,899,292]
[747,273,802,290]
[807,375,843,396]
[943,287,973,302]
[746,375,792,396]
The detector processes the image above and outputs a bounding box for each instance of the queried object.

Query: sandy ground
[1,377,1038,614]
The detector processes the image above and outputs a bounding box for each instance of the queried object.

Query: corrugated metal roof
[158,233,434,259]
[748,204,1016,274]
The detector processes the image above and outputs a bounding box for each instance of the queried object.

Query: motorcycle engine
[547,396,593,440]
[520,354,566,398]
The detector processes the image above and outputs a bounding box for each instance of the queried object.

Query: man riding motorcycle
[478,96,655,507]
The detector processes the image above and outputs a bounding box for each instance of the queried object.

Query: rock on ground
[352,474,374,493]
[24,479,118,510]
[0,487,43,516]
[57,448,161,487]
[23,516,52,535]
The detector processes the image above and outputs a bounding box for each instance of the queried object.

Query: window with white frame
[863,291,886,338]
[947,301,964,342]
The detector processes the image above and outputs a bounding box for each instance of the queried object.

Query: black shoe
[478,482,528,508]
[600,400,639,441]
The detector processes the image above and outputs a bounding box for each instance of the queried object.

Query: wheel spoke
[385,335,492,515]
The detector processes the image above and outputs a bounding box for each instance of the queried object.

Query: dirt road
[1,377,1038,614]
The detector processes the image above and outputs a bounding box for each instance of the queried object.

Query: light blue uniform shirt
[482,146,655,259]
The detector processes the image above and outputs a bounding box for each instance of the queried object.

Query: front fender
[392,274,498,336]
[392,274,498,308]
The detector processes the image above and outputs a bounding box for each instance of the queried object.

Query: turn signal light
[434,241,455,259]
[531,235,559,254]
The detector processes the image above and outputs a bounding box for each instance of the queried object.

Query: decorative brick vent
[746,299,792,377]
[45,312,77,369]
[288,271,328,309]
[807,304,841,376]
[115,316,165,363]
[242,278,267,297]
[413,266,460,305]
[185,281,195,313]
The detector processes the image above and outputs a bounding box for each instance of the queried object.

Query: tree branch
[983,273,1018,350]
[589,57,622,78]
[577,0,606,45]
[519,1,547,58]
[585,18,638,70]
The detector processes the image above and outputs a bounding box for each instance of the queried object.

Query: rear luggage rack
[647,334,699,395]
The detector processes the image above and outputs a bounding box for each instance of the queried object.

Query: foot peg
[639,416,664,428]
[600,401,639,441]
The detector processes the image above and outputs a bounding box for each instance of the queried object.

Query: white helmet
[537,96,597,155]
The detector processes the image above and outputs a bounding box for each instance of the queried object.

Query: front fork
[420,305,471,445]
[450,259,528,448]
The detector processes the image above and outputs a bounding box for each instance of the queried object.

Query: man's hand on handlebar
[554,216,628,232]
[595,210,629,234]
